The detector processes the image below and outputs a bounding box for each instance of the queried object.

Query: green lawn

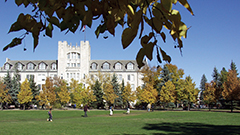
[0,109,239,135]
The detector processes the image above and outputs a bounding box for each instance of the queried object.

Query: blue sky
[0,1,240,88]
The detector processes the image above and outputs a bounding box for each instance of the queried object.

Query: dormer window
[115,62,122,70]
[39,63,46,70]
[127,62,134,70]
[91,63,97,70]
[103,62,110,69]
[27,63,34,70]
[5,63,10,70]
[51,63,57,70]
[17,63,23,70]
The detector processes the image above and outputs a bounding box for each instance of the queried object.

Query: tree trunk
[188,104,190,111]
[209,104,211,111]
[23,104,25,110]
[231,100,233,112]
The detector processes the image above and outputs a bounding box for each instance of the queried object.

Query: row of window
[90,74,135,82]
[67,52,80,59]
[4,62,57,70]
[91,62,134,70]
[67,63,80,68]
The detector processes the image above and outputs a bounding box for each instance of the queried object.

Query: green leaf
[178,0,194,15]
[8,21,23,33]
[32,34,39,51]
[46,23,53,38]
[60,21,68,31]
[3,38,22,51]
[160,32,166,42]
[15,0,23,6]
[47,17,60,28]
[95,25,101,38]
[161,0,172,12]
[121,28,137,49]
[160,47,171,63]
[136,48,145,68]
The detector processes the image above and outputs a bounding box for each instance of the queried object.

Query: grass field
[0,109,240,135]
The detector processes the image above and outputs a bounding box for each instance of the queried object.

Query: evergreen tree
[200,74,207,91]
[111,74,123,108]
[212,67,220,86]
[29,77,39,105]
[157,65,170,93]
[3,71,12,90]
[10,64,21,106]
[92,80,104,109]
[230,61,238,76]
[220,67,228,87]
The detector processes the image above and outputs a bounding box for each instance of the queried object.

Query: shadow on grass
[143,122,240,135]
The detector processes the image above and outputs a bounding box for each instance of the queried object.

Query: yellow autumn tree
[160,80,176,108]
[204,81,217,111]
[103,82,118,106]
[57,81,70,107]
[0,81,11,110]
[36,77,56,108]
[122,82,136,105]
[73,83,96,108]
[222,70,240,112]
[69,78,79,93]
[17,78,33,110]
[178,76,199,111]
[136,83,158,105]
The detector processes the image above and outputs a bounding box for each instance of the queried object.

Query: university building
[0,41,144,90]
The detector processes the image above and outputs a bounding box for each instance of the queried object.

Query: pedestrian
[126,103,130,114]
[84,104,89,117]
[147,104,151,112]
[109,106,113,116]
[47,108,53,122]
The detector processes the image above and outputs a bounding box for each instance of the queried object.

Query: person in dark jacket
[84,104,89,117]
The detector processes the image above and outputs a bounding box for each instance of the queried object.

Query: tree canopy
[4,0,193,68]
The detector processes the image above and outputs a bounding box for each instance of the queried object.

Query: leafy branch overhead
[4,0,193,68]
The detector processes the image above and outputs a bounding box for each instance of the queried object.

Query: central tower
[58,41,90,83]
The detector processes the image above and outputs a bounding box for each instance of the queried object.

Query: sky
[0,1,240,88]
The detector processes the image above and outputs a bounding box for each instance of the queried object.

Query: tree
[122,82,136,106]
[212,67,221,102]
[17,78,33,110]
[200,74,207,91]
[57,81,70,107]
[4,0,193,68]
[0,81,11,110]
[103,82,118,106]
[92,80,104,109]
[111,74,123,108]
[158,65,170,91]
[203,81,217,111]
[178,76,198,111]
[29,77,39,105]
[159,80,176,109]
[136,83,158,105]
[36,77,56,108]
[230,61,238,76]
[222,70,240,112]
[73,84,96,108]
[9,64,21,106]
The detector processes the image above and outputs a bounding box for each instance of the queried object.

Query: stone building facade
[0,41,144,91]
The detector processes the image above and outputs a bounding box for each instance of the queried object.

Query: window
[39,63,46,70]
[131,84,135,91]
[5,63,10,70]
[103,62,110,69]
[128,75,131,81]
[73,73,75,79]
[92,63,97,70]
[67,53,70,59]
[17,63,22,70]
[115,62,122,69]
[77,73,79,79]
[38,84,42,90]
[118,74,122,81]
[67,73,69,78]
[27,63,34,70]
[51,63,56,70]
[73,52,76,59]
[77,63,80,67]
[67,63,70,67]
[70,73,72,78]
[73,63,76,67]
[77,53,80,59]
[26,74,34,80]
[127,63,134,70]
